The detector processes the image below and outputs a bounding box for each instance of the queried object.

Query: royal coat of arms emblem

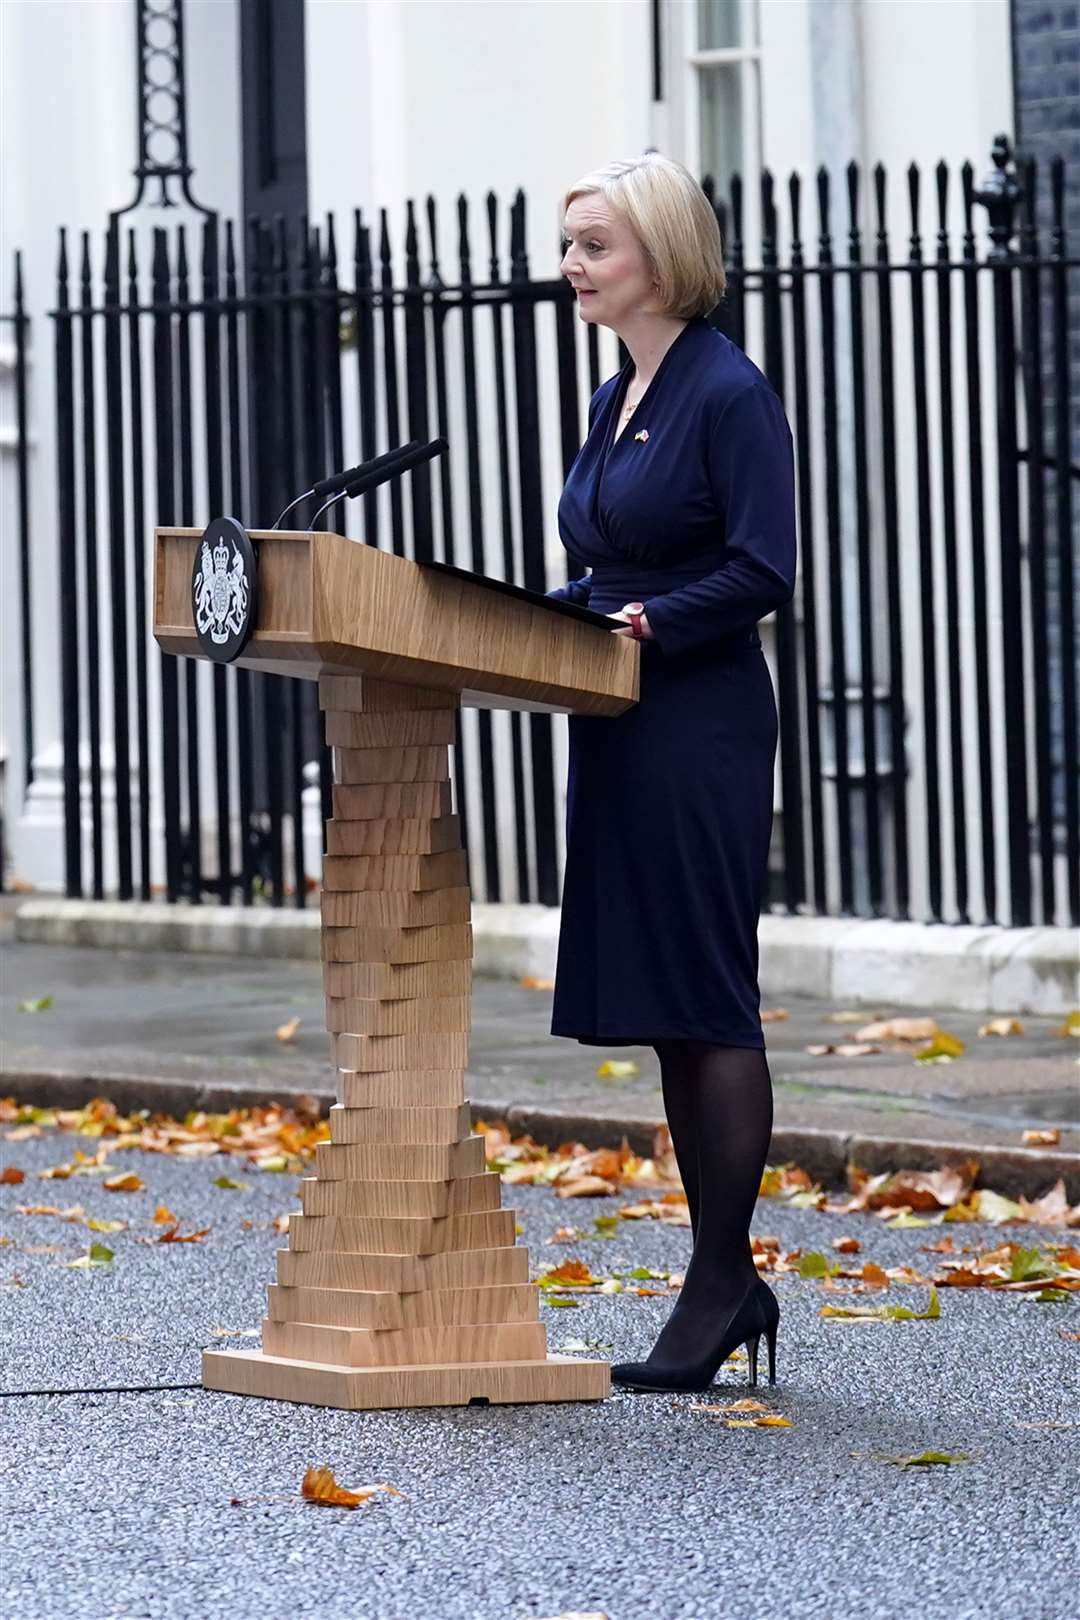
[190,516,258,663]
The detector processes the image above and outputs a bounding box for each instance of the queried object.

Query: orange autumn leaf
[860,1262,890,1287]
[301,1466,402,1509]
[540,1258,599,1288]
[832,1236,861,1255]
[103,1172,145,1193]
[1,1166,26,1184]
[153,1205,177,1225]
[157,1223,211,1244]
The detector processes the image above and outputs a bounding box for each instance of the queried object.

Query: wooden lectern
[153,524,638,1410]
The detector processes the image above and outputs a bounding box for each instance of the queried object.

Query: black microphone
[309,438,448,530]
[271,441,423,529]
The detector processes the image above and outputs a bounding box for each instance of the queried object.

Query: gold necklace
[622,381,647,422]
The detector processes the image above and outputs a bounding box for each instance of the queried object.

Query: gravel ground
[1,1127,1078,1620]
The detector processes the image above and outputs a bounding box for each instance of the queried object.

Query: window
[690,0,762,217]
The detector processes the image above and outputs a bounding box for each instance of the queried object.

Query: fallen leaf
[724,1413,792,1429]
[914,1032,966,1062]
[15,1203,86,1221]
[1051,1011,1079,1038]
[820,1286,941,1322]
[979,1017,1024,1037]
[17,996,53,1013]
[213,1175,248,1191]
[153,1205,177,1225]
[276,1016,301,1042]
[65,1241,114,1269]
[856,1016,939,1043]
[760,1009,789,1022]
[103,1172,145,1193]
[595,1060,639,1078]
[1,1166,26,1184]
[960,1189,1023,1225]
[797,1251,837,1279]
[878,1450,971,1468]
[536,1259,601,1290]
[845,1162,977,1214]
[519,975,555,990]
[157,1224,211,1244]
[554,1175,619,1199]
[805,1042,882,1058]
[860,1262,890,1287]
[300,1466,403,1509]
[1021,1129,1061,1148]
[832,1236,861,1255]
[85,1217,126,1234]
[1018,1182,1077,1226]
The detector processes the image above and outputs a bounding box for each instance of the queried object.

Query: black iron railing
[6,136,1078,927]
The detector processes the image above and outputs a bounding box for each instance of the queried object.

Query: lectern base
[203,1348,611,1410]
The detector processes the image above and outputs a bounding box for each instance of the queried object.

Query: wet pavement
[2,924,1077,1194]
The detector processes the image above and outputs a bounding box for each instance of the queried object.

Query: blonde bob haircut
[561,152,726,320]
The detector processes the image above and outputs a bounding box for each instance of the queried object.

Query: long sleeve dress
[545,314,797,1048]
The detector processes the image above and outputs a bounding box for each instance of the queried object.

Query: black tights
[646,1038,774,1369]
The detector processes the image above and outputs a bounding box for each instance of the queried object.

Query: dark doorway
[239,0,309,226]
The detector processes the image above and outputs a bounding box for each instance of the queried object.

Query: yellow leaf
[276,1016,301,1042]
[914,1032,965,1062]
[595,1060,639,1078]
[969,1189,1023,1224]
[85,1217,126,1234]
[1022,1129,1061,1148]
[1052,1010,1080,1037]
[519,975,555,990]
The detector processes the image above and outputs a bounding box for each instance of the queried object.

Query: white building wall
[0,0,242,892]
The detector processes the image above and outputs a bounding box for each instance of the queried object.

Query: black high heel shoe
[753,1274,780,1387]
[611,1271,779,1394]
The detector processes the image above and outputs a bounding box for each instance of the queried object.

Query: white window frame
[669,0,764,260]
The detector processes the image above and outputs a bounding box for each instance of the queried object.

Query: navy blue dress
[545,316,797,1048]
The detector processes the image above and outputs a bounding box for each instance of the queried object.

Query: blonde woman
[546,153,796,1393]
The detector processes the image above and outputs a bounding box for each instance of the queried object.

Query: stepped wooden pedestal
[202,673,607,1408]
[156,525,637,1410]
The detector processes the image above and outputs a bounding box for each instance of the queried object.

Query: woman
[546,154,797,1394]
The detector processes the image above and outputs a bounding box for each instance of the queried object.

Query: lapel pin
[634,428,649,442]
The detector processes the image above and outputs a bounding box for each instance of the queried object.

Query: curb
[13,898,1079,1014]
[2,1064,1076,1203]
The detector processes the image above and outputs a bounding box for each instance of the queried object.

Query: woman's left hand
[610,601,655,639]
